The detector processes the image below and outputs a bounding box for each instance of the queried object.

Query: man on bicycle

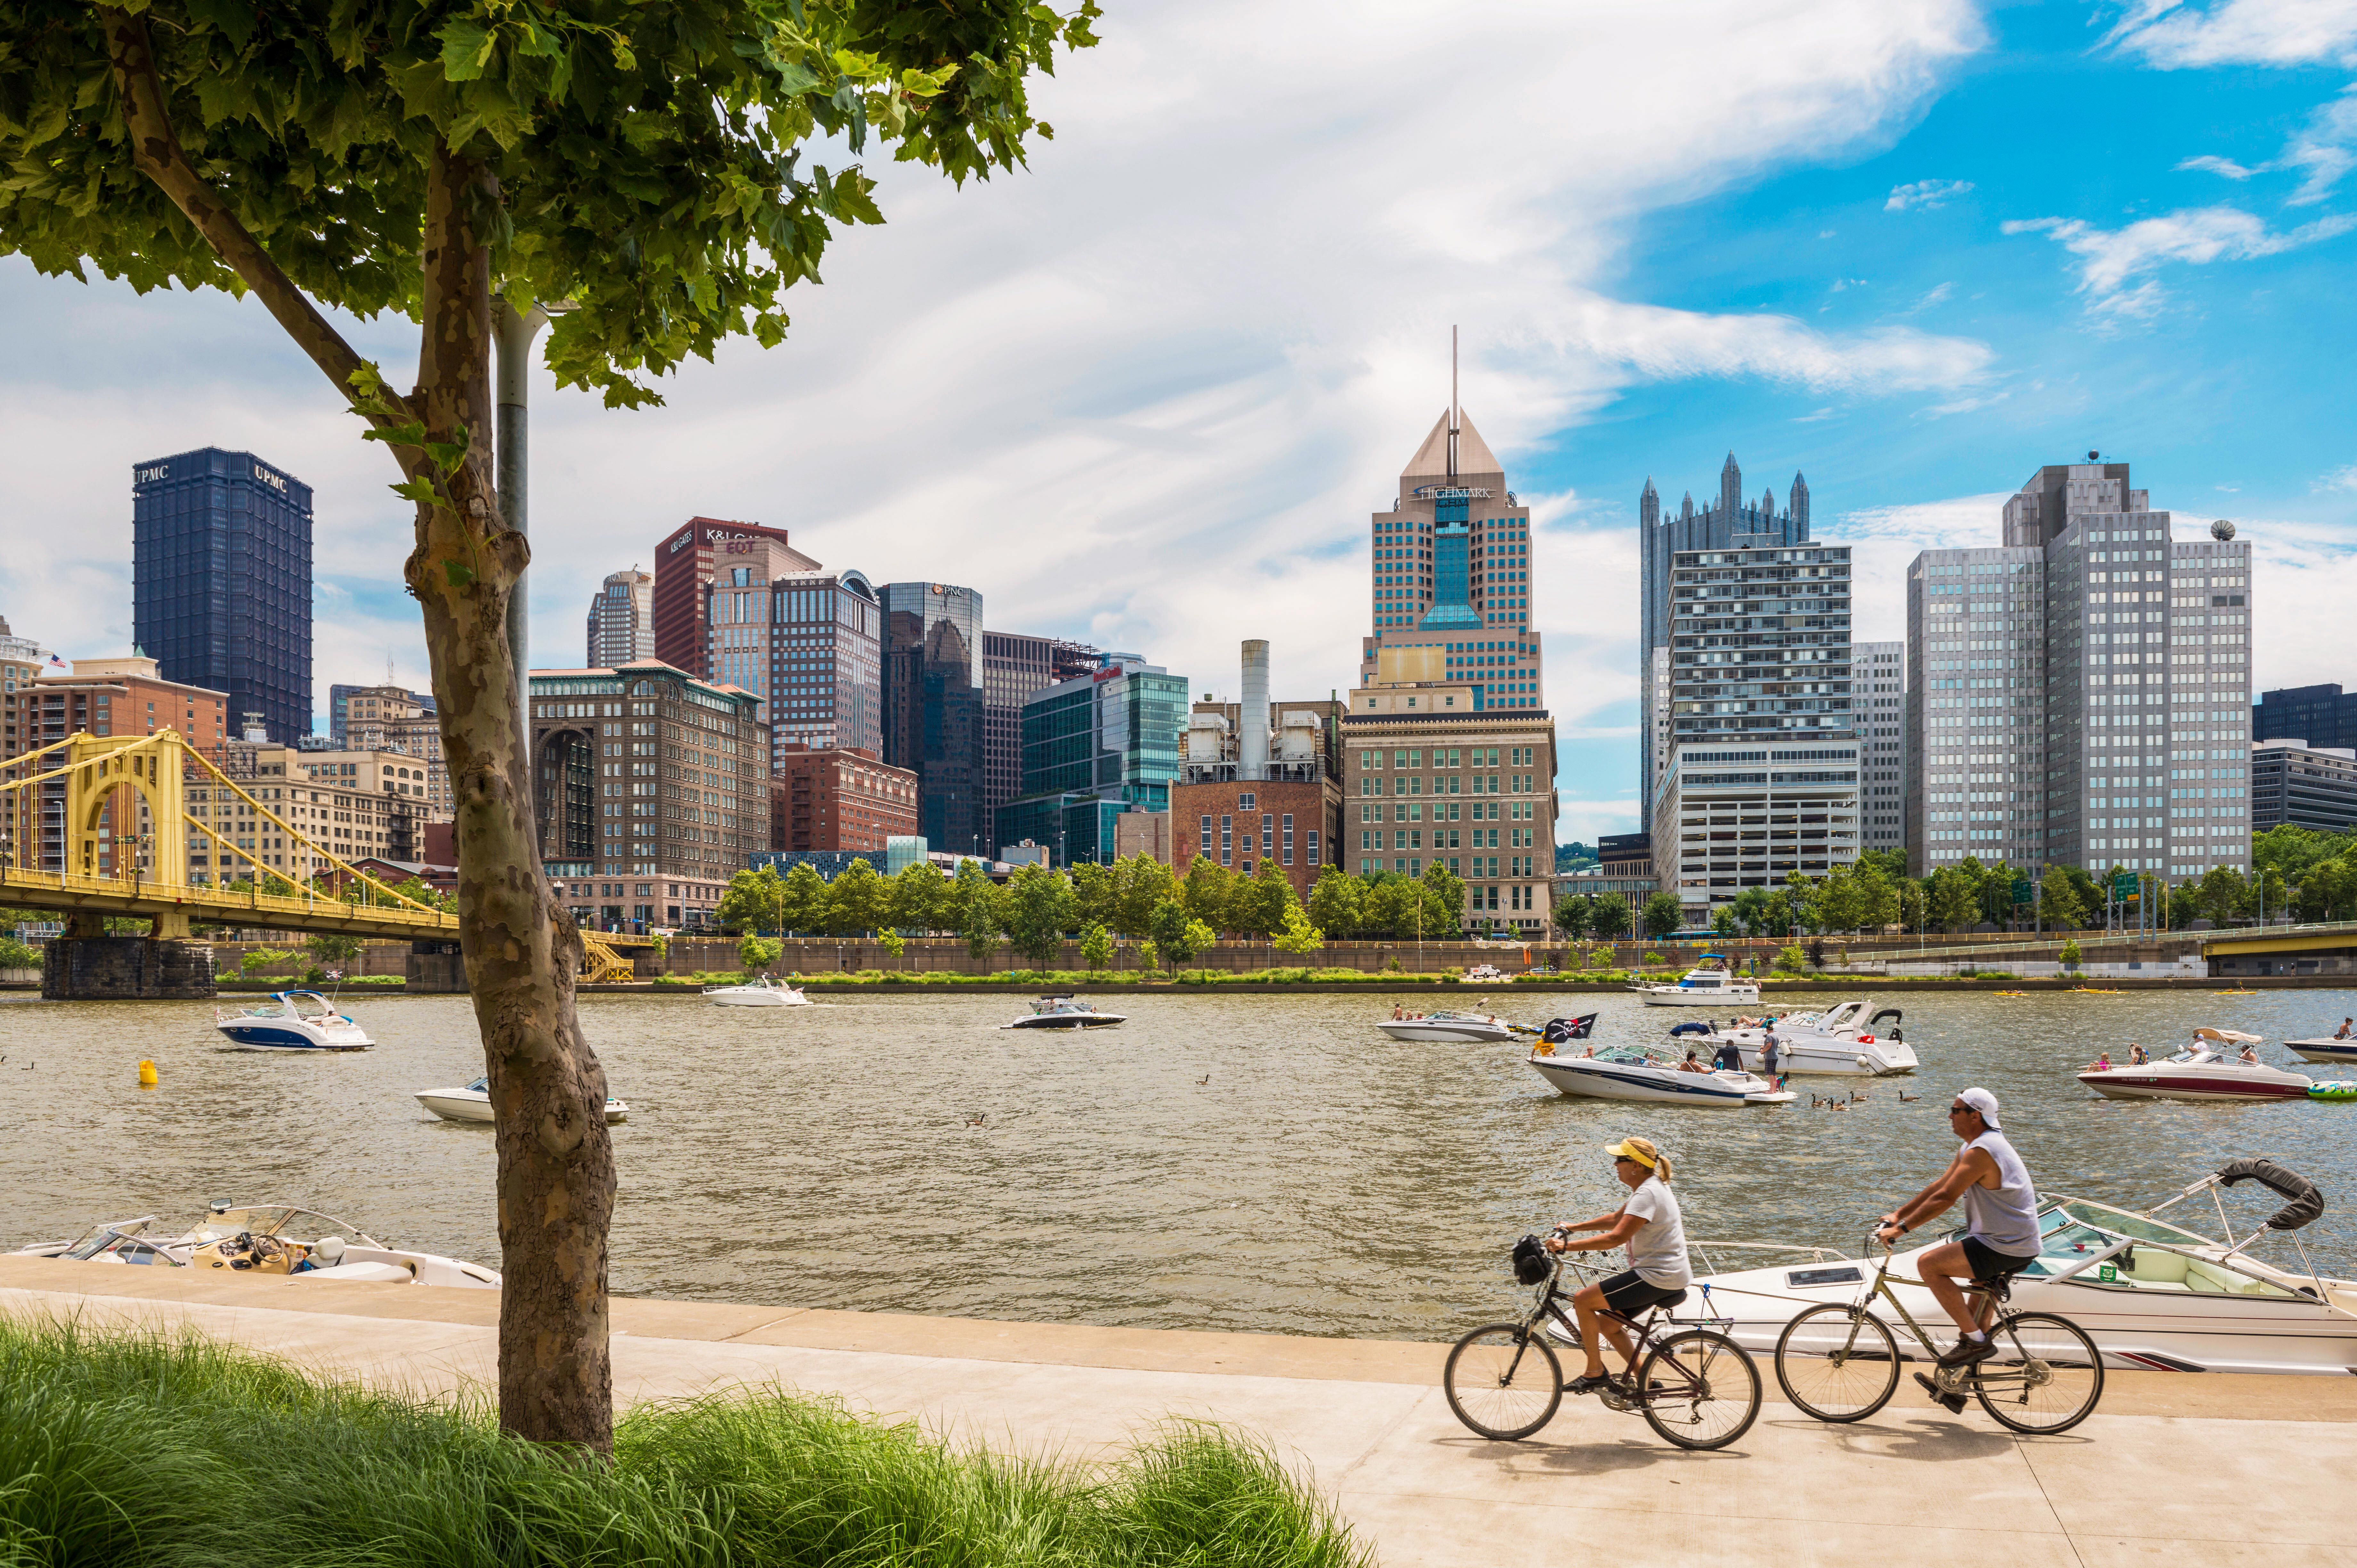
[1546,1136,1690,1393]
[1876,1086,2041,1368]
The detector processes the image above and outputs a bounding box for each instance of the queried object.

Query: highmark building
[1905,459,2252,884]
[996,653,1187,866]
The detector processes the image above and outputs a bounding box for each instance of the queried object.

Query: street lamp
[493,296,576,812]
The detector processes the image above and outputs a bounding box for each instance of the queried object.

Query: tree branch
[98,6,388,415]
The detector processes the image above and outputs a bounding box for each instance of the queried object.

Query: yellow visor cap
[1604,1141,1656,1167]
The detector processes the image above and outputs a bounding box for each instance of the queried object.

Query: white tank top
[1961,1130,2041,1258]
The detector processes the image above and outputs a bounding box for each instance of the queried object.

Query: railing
[0,864,459,934]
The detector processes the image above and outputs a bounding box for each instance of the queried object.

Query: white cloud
[2176,86,2357,203]
[2178,153,2261,179]
[2242,516,2357,690]
[2105,0,2357,68]
[2314,463,2357,490]
[1823,495,2010,643]
[1885,177,1976,210]
[2003,205,2357,320]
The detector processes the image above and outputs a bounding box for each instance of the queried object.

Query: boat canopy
[2217,1158,2326,1232]
[2193,1028,2263,1044]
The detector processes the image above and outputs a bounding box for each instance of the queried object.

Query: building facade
[1653,539,1860,916]
[2255,684,2357,752]
[1000,655,1189,867]
[981,631,1100,847]
[771,743,920,851]
[706,565,883,765]
[880,581,988,858]
[1637,455,1810,810]
[186,741,433,884]
[1854,640,1907,857]
[587,568,657,668]
[529,661,770,932]
[328,682,434,747]
[2250,740,2357,832]
[132,447,314,743]
[4,654,231,876]
[651,518,816,676]
[331,683,452,818]
[1906,460,2252,885]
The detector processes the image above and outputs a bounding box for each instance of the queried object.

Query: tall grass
[0,1318,1371,1568]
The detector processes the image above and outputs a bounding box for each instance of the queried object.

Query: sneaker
[1912,1372,1968,1414]
[1567,1373,1616,1395]
[1936,1334,1996,1369]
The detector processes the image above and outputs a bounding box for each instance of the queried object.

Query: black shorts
[1599,1268,1684,1317]
[1959,1236,2038,1284]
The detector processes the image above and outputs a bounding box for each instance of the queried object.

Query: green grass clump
[0,1317,1371,1568]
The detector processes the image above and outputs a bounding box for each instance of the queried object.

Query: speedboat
[15,1201,500,1289]
[1378,1008,1518,1043]
[1630,956,1760,1008]
[1007,995,1126,1030]
[2285,1033,2357,1066]
[2078,1029,2313,1102]
[1695,999,1917,1076]
[703,977,808,1007]
[1672,1160,2357,1376]
[213,991,373,1051]
[414,1076,629,1125]
[1525,1039,1793,1107]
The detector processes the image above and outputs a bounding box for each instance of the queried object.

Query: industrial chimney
[1238,640,1270,780]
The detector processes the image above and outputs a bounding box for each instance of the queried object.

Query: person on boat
[2336,1018,2353,1040]
[1677,1049,1708,1074]
[1761,1027,1782,1085]
[1545,1137,1690,1394]
[1711,1038,1743,1072]
[2239,1042,2261,1065]
[1875,1087,2040,1370]
[2128,1042,2149,1066]
[2089,1050,2113,1072]
[1392,1003,1404,1020]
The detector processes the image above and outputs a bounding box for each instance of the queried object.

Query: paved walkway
[4,1256,2353,1567]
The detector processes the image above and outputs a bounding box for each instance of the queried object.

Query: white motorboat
[15,1201,500,1289]
[703,976,808,1007]
[213,990,373,1051]
[1007,995,1126,1030]
[1630,956,1761,1008]
[414,1076,629,1125]
[1525,1038,1793,1106]
[2284,1034,2357,1066]
[1695,999,1917,1077]
[1668,1160,2357,1376]
[1378,1008,1518,1043]
[2079,1029,2313,1102]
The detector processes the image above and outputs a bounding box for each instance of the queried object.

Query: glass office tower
[880,581,987,857]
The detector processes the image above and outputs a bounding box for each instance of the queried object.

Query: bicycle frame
[1841,1244,2048,1397]
[1512,1257,1721,1409]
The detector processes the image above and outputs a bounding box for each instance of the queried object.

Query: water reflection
[2,987,2351,1339]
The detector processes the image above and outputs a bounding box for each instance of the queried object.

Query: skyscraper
[650,518,816,677]
[999,654,1189,866]
[1854,640,1907,857]
[1905,459,2252,884]
[981,631,1101,844]
[1636,454,1810,810]
[706,565,883,768]
[132,447,314,742]
[880,582,987,857]
[587,567,656,667]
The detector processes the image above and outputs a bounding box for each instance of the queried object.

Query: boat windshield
[60,1218,158,1259]
[465,1076,489,1092]
[186,1206,381,1247]
[2038,1198,2214,1249]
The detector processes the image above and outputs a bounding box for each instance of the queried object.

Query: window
[1238,792,1256,809]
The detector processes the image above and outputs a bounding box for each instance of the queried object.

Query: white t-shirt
[1620,1175,1692,1288]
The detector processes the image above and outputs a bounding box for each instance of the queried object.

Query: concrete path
[4,1256,2354,1567]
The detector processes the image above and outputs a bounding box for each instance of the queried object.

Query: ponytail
[1623,1135,1671,1183]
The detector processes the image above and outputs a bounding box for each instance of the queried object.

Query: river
[3,987,2352,1340]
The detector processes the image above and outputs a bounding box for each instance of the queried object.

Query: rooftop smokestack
[1239,640,1270,780]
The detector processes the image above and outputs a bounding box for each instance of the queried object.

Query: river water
[3,987,2353,1340]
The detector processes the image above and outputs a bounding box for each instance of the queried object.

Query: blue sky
[3,0,2353,847]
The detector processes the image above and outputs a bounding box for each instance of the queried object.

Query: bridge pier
[42,936,215,1000]
[406,940,468,993]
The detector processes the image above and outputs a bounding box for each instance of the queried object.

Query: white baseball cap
[1954,1086,2001,1128]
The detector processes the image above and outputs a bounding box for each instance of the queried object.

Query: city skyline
[4,2,2354,846]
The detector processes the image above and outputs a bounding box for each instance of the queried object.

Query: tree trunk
[409,142,616,1454]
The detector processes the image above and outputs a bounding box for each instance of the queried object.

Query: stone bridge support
[43,931,215,999]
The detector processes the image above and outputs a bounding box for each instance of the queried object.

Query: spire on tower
[1789,471,1810,536]
[1679,491,1695,521]
[1639,476,1660,528]
[1718,452,1743,522]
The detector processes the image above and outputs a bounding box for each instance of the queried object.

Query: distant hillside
[1555,841,1597,874]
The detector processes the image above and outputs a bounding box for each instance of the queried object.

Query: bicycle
[1443,1236,1761,1450]
[1772,1233,2104,1434]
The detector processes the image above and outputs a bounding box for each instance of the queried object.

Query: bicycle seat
[1651,1289,1690,1312]
[1965,1273,2019,1304]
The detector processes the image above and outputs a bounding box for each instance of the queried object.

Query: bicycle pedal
[1911,1373,1967,1415]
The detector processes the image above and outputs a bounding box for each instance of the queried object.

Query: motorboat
[1668,1159,2357,1376]
[1377,1008,1518,1043]
[2284,1033,2357,1067]
[1629,955,1760,1008]
[15,1201,500,1289]
[213,991,373,1051]
[1525,1037,1794,1107]
[1007,995,1126,1030]
[414,1076,629,1125]
[702,976,808,1007]
[2078,1029,2313,1102]
[1694,999,1917,1077]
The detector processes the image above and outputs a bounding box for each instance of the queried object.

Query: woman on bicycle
[1545,1136,1691,1393]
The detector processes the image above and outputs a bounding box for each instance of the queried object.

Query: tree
[1272,901,1324,956]
[1146,897,1197,971]
[1070,861,1114,932]
[1418,862,1465,939]
[1079,922,1113,971]
[1181,855,1233,933]
[1554,892,1593,940]
[1591,893,1631,940]
[1729,887,1770,937]
[778,862,832,935]
[1307,865,1364,939]
[2,0,1097,1453]
[1897,879,1926,935]
[1233,860,1293,946]
[1815,866,1864,933]
[1709,907,1738,939]
[1002,863,1077,967]
[1641,891,1683,940]
[888,860,947,934]
[1109,853,1178,939]
[737,934,781,976]
[823,857,890,936]
[1927,866,1978,932]
[1852,859,1900,932]
[2038,865,2088,930]
[304,931,363,969]
[949,859,1003,967]
[2191,865,2247,926]
[717,866,785,934]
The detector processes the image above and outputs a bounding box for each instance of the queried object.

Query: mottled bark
[103,12,617,1454]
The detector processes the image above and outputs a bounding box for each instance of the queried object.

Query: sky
[3,0,2354,848]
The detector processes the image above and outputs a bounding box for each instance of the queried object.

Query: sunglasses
[1949,1104,1974,1115]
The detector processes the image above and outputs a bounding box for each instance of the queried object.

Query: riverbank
[4,1255,2353,1568]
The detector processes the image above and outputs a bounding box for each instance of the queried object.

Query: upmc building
[650,517,813,677]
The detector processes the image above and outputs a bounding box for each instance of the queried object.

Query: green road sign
[2012,878,2034,906]
[2113,871,2138,900]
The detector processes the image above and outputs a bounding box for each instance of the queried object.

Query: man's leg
[1911,1240,1982,1335]
[1571,1282,1639,1379]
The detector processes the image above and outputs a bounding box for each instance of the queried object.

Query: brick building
[771,743,920,851]
[4,652,231,876]
[1167,642,1344,902]
[651,518,815,677]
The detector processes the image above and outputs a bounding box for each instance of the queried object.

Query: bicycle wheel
[1972,1311,2104,1435]
[1637,1329,1760,1451]
[1775,1303,1902,1423]
[1444,1323,1563,1440]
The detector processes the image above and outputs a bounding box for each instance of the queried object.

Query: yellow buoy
[138,1059,158,1088]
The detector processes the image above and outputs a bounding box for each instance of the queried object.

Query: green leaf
[444,560,477,587]
[389,478,438,504]
[438,20,496,83]
[424,439,469,473]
